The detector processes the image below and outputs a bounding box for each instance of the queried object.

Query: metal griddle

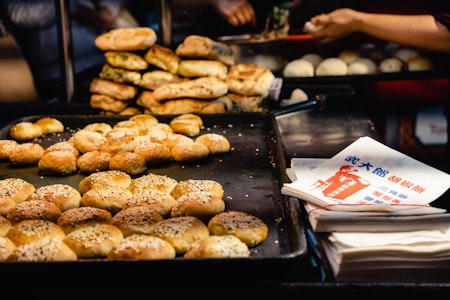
[0,113,309,284]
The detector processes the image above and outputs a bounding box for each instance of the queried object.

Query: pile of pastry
[89,27,275,115]
[0,174,268,261]
[4,114,231,176]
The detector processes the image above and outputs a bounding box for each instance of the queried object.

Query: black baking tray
[0,113,309,284]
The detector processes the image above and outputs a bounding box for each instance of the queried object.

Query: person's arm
[171,0,255,27]
[306,8,450,54]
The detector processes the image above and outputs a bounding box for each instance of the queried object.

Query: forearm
[357,13,450,54]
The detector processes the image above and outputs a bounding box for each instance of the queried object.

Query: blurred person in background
[1,0,138,102]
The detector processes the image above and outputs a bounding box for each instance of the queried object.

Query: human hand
[212,0,256,27]
[303,8,360,43]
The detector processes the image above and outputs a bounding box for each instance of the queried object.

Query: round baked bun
[73,129,107,154]
[171,141,209,163]
[153,216,209,255]
[6,219,65,246]
[124,189,176,218]
[408,56,434,71]
[184,234,250,258]
[57,206,112,234]
[379,57,404,73]
[133,140,172,165]
[109,151,147,176]
[95,27,157,51]
[171,179,224,200]
[283,59,314,77]
[128,173,178,194]
[79,170,132,195]
[8,142,44,166]
[80,185,132,214]
[0,139,19,161]
[108,234,176,260]
[195,133,230,155]
[6,199,62,224]
[34,117,64,135]
[44,141,79,157]
[0,215,12,236]
[170,191,226,223]
[9,121,43,141]
[338,49,361,64]
[315,57,348,76]
[301,53,323,69]
[8,239,77,261]
[393,47,419,63]
[38,150,78,176]
[208,210,268,247]
[63,223,124,258]
[27,184,81,211]
[0,236,16,261]
[0,177,35,206]
[76,150,112,173]
[111,206,163,237]
[347,58,378,75]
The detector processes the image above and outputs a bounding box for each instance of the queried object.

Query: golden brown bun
[153,216,209,255]
[0,236,16,261]
[27,184,81,212]
[169,114,203,137]
[63,223,124,258]
[9,121,43,141]
[38,150,78,176]
[100,130,138,155]
[137,91,233,114]
[57,206,112,234]
[76,150,112,173]
[104,51,149,70]
[80,185,132,214]
[79,170,132,195]
[152,76,228,101]
[171,141,209,163]
[6,199,62,224]
[226,64,275,97]
[164,133,195,151]
[99,64,141,85]
[107,234,176,260]
[34,117,64,135]
[44,141,80,157]
[128,114,159,128]
[170,191,226,222]
[0,178,35,206]
[184,234,250,258]
[109,151,147,176]
[124,189,176,218]
[90,78,138,100]
[0,139,19,160]
[6,219,65,246]
[208,210,268,247]
[95,27,157,51]
[90,94,130,113]
[9,142,45,166]
[82,122,113,135]
[175,35,235,66]
[128,173,178,194]
[171,179,224,200]
[195,133,230,155]
[178,59,228,79]
[8,239,77,261]
[73,129,107,154]
[0,215,12,236]
[111,206,163,237]
[144,44,180,74]
[138,70,184,90]
[133,140,172,165]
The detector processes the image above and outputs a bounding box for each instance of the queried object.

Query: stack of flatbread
[89,28,275,115]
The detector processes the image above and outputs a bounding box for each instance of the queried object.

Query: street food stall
[0,0,449,297]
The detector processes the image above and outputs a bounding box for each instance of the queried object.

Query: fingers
[227,2,255,27]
